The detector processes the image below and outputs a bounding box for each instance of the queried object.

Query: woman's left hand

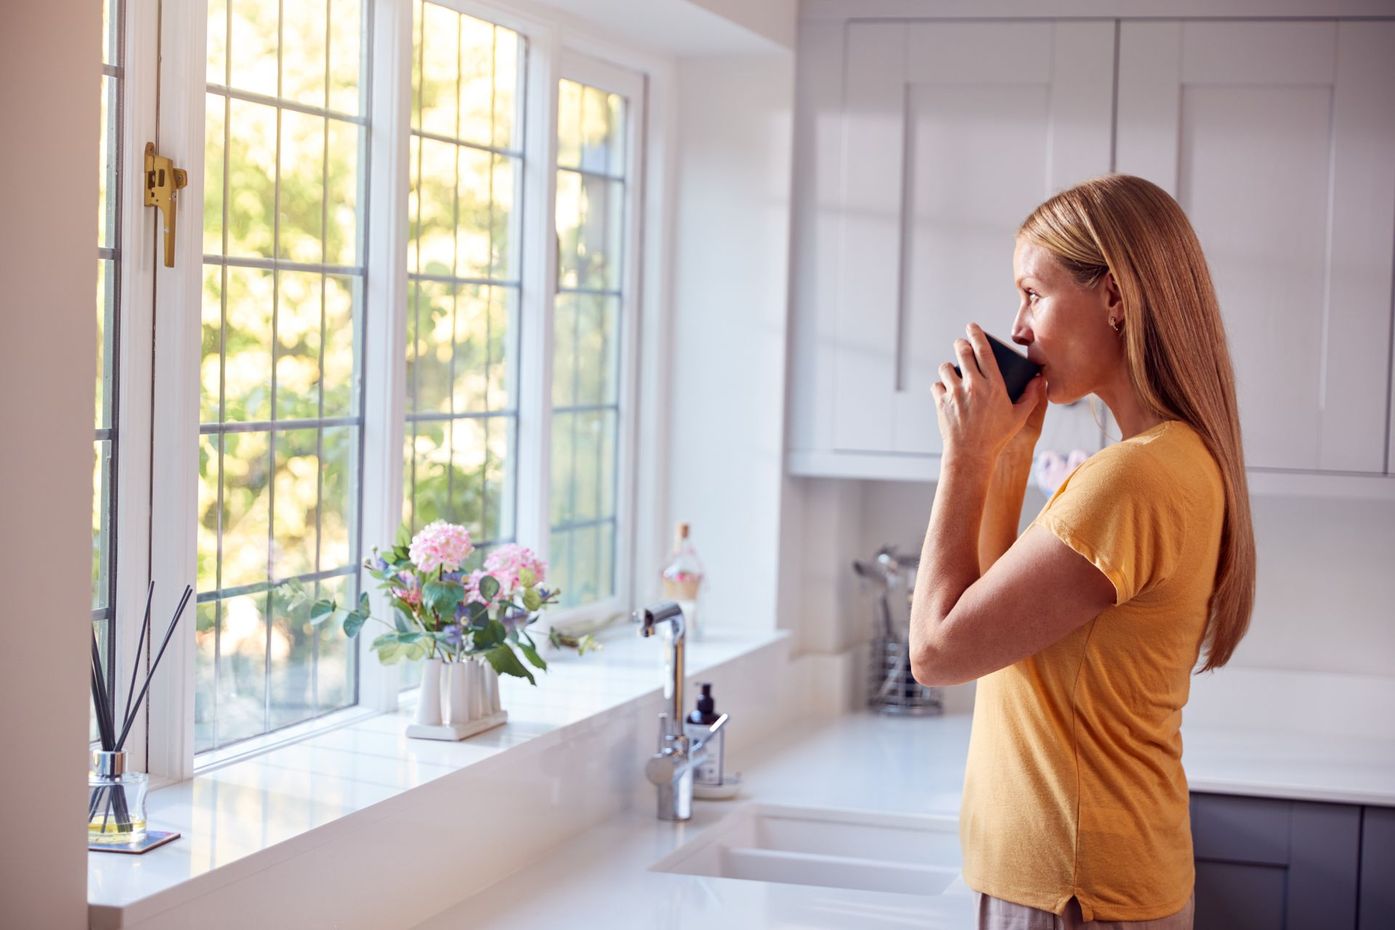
[932,323,1046,468]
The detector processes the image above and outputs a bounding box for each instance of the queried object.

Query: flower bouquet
[292,521,595,739]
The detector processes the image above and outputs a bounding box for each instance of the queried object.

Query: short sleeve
[1029,445,1181,606]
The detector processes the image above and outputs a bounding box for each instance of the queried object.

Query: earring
[1109,317,1123,334]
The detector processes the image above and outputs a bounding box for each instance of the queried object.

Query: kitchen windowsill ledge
[87,624,791,929]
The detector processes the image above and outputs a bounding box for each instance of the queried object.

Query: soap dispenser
[685,682,725,787]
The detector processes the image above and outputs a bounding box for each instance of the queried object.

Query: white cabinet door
[832,21,1114,458]
[1117,21,1395,474]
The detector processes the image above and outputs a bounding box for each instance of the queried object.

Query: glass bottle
[88,750,149,845]
[661,522,705,641]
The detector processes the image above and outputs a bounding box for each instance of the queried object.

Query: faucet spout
[637,600,687,734]
[637,601,699,820]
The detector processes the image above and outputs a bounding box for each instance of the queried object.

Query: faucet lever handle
[692,712,728,750]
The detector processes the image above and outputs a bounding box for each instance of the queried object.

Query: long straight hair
[1019,174,1255,673]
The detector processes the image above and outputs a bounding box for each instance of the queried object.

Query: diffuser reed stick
[88,583,191,839]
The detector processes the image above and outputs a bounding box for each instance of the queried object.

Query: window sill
[87,623,789,928]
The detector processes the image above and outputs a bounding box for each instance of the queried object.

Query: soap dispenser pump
[685,682,724,787]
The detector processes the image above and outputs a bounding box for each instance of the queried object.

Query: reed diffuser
[88,582,191,846]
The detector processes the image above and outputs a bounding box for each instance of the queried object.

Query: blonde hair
[1019,174,1255,673]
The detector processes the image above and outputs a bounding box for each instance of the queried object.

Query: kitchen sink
[649,802,963,897]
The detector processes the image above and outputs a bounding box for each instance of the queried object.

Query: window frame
[113,0,670,781]
[542,49,647,626]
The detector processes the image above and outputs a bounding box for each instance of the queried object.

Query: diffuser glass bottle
[88,752,149,844]
[660,522,705,641]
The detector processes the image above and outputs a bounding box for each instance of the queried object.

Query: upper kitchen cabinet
[1116,20,1395,476]
[788,20,1117,479]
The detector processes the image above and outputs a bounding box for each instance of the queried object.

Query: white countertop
[87,628,791,925]
[414,713,982,930]
[413,706,1395,929]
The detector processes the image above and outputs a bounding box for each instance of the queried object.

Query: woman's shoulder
[1073,419,1221,502]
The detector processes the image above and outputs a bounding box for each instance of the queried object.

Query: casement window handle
[143,142,188,268]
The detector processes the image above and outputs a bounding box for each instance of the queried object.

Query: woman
[908,174,1256,929]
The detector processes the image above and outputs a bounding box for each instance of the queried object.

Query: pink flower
[393,585,422,607]
[391,571,423,607]
[484,544,547,595]
[409,521,474,574]
[463,569,490,605]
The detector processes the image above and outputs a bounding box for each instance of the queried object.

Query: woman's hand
[932,323,1047,469]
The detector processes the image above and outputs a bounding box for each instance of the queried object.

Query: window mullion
[106,0,160,771]
[359,0,414,712]
[146,0,210,782]
[514,21,558,604]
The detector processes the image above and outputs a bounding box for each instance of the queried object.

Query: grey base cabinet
[1190,793,1393,930]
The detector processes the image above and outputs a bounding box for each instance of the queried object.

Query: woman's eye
[1026,290,1040,303]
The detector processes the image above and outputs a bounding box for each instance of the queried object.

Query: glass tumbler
[88,750,148,845]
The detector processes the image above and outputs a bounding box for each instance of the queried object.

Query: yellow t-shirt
[959,419,1224,922]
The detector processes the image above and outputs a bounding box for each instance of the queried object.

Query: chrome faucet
[637,601,729,821]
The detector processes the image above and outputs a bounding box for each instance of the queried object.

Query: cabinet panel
[832,21,1113,458]
[1360,806,1395,930]
[1117,21,1395,475]
[1194,860,1287,930]
[1191,793,1291,865]
[1190,793,1364,930]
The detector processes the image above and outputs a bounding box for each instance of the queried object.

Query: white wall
[796,477,1395,682]
[0,0,100,926]
[666,54,795,635]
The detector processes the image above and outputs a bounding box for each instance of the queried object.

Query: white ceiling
[527,0,794,56]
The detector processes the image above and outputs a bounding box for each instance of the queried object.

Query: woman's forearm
[978,455,1032,574]
[911,453,993,653]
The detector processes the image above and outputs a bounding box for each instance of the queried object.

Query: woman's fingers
[952,339,978,383]
[938,361,961,392]
[964,324,1001,385]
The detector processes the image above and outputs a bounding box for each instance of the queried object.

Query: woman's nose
[1011,307,1033,347]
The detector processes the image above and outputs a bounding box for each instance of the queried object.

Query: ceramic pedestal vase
[406,657,507,741]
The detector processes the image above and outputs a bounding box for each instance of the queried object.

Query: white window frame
[540,49,647,630]
[111,0,673,782]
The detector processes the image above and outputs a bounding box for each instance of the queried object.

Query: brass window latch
[143,142,188,268]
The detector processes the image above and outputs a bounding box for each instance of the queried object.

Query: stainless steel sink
[649,802,963,896]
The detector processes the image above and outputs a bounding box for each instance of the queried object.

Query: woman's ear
[1103,272,1123,311]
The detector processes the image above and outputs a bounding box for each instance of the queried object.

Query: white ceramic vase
[416,657,445,726]
[446,660,478,724]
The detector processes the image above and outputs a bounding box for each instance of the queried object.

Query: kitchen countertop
[414,712,981,930]
[414,707,1395,929]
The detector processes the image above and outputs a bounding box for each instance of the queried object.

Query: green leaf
[485,644,535,685]
[522,588,541,612]
[465,601,490,625]
[375,640,403,665]
[393,609,413,633]
[343,610,368,638]
[424,580,463,618]
[395,524,412,548]
[358,592,371,614]
[473,618,506,650]
[309,599,337,626]
[519,640,548,671]
[405,642,427,662]
[398,632,423,644]
[478,575,501,602]
[518,567,536,588]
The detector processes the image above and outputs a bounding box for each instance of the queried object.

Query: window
[549,78,630,608]
[90,0,653,771]
[92,0,125,742]
[194,0,370,752]
[403,2,523,548]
